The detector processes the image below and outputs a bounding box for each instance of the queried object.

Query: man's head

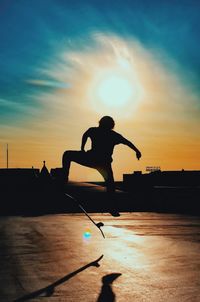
[99,116,115,130]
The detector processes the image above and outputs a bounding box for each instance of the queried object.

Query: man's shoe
[109,209,120,217]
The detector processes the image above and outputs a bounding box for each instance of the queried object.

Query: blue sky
[0,0,200,173]
[1,1,200,113]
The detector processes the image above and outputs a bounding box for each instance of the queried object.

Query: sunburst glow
[88,52,143,118]
[96,73,133,107]
[2,32,200,177]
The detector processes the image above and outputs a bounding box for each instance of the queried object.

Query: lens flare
[83,229,92,241]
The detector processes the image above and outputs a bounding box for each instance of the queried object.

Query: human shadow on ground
[14,255,104,301]
[97,273,122,302]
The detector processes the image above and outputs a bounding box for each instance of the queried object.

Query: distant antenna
[6,143,8,169]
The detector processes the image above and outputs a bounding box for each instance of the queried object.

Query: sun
[96,74,133,107]
[88,64,143,118]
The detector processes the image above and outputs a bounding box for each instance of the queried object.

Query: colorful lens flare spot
[83,229,92,241]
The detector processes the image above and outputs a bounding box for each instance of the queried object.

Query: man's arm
[121,137,142,160]
[81,129,90,151]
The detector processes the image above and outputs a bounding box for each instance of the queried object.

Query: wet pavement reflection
[0,212,200,301]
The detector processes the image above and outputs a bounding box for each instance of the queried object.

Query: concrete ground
[0,212,200,302]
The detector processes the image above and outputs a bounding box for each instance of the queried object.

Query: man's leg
[96,164,115,194]
[62,150,92,182]
[62,152,115,191]
[97,165,120,216]
[62,150,73,182]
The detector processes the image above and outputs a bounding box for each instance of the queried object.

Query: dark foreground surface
[0,212,200,302]
[1,181,200,215]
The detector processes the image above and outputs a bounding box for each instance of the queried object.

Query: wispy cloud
[0,97,40,115]
[26,79,71,89]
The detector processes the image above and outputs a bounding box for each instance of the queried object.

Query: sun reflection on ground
[103,225,148,269]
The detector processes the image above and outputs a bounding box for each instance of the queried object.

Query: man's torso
[86,127,124,162]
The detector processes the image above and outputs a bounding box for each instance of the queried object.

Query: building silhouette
[0,165,199,215]
[123,169,200,191]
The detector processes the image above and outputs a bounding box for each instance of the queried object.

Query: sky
[0,0,200,181]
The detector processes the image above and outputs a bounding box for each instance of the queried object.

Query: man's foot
[108,209,120,217]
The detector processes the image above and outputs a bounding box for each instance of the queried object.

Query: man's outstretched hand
[136,150,142,160]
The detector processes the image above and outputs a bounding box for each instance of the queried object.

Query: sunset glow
[0,1,200,180]
[89,61,143,117]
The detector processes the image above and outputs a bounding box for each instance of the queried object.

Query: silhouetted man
[62,116,141,194]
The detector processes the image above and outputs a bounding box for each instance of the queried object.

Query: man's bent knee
[63,150,71,159]
[62,150,73,165]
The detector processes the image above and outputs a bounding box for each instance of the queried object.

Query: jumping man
[62,116,142,195]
